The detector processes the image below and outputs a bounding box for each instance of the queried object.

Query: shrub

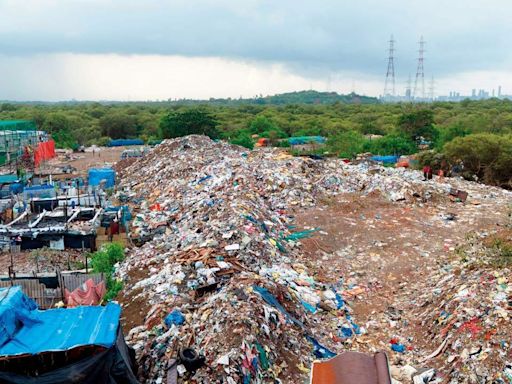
[442,133,512,188]
[90,242,125,301]
[159,109,219,139]
[363,134,417,156]
[249,115,277,135]
[327,130,365,158]
[230,130,254,149]
[416,150,449,172]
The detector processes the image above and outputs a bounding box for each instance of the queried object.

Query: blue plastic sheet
[9,183,23,195]
[164,309,185,328]
[252,286,339,360]
[306,335,336,359]
[301,300,317,314]
[23,184,56,199]
[253,285,304,328]
[88,168,116,188]
[371,155,399,164]
[288,136,326,145]
[108,139,144,147]
[0,287,38,348]
[0,287,121,356]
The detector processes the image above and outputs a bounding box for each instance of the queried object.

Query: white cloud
[0,54,329,101]
[0,1,511,99]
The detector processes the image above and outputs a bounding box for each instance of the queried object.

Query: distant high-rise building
[498,86,502,97]
[405,74,412,101]
[472,89,476,98]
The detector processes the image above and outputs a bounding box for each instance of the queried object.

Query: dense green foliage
[443,133,512,188]
[398,109,438,143]
[364,134,417,156]
[90,242,125,301]
[1,93,511,187]
[159,109,219,139]
[230,130,254,149]
[168,90,378,106]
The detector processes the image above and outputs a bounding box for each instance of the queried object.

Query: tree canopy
[159,109,219,139]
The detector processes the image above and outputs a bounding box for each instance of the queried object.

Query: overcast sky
[0,0,511,101]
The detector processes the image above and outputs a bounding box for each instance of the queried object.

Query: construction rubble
[114,135,512,383]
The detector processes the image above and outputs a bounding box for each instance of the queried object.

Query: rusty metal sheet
[311,351,391,384]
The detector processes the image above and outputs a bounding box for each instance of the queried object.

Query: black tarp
[19,234,96,251]
[0,328,138,384]
[64,234,96,250]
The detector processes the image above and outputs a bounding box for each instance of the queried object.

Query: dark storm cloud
[0,0,510,78]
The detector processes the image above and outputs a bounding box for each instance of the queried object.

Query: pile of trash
[114,136,508,383]
[407,231,512,383]
[116,136,370,382]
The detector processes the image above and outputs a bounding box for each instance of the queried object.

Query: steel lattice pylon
[413,36,426,100]
[383,35,396,98]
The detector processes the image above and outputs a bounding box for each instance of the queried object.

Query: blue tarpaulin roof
[371,155,399,164]
[0,287,120,357]
[288,136,326,145]
[88,168,116,188]
[23,184,54,191]
[0,175,18,184]
[108,139,144,147]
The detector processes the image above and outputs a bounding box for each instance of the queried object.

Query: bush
[275,140,291,148]
[230,130,254,149]
[327,130,365,158]
[416,150,449,172]
[436,123,471,149]
[99,114,138,139]
[159,109,219,139]
[398,109,439,144]
[104,276,124,302]
[90,243,125,301]
[363,134,417,156]
[442,133,512,188]
[249,115,277,135]
[91,242,124,274]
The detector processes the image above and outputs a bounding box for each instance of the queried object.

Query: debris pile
[408,231,512,383]
[114,136,511,383]
[117,136,371,382]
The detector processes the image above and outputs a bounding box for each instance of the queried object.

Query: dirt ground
[56,146,128,173]
[0,249,88,275]
[293,190,509,373]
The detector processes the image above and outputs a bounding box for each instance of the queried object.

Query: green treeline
[0,96,511,187]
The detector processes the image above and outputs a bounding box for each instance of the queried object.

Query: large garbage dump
[115,135,512,383]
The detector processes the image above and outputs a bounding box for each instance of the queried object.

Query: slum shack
[0,206,102,251]
[0,272,105,309]
[287,136,326,152]
[0,286,138,383]
[27,183,103,214]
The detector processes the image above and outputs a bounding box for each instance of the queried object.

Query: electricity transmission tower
[383,35,396,99]
[413,36,426,100]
